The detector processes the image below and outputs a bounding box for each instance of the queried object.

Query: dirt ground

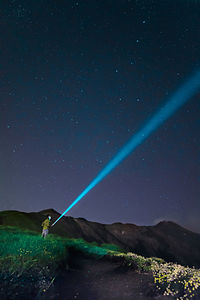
[1,249,199,300]
[42,252,174,300]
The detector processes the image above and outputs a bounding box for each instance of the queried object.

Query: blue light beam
[52,70,200,227]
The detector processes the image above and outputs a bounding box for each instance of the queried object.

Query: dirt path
[42,254,174,300]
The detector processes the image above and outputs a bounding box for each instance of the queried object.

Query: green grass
[0,225,200,299]
[0,225,113,276]
[0,225,114,297]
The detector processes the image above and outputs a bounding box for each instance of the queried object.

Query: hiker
[41,215,51,238]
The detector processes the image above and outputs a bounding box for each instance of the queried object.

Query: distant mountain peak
[156,220,172,226]
[39,208,61,216]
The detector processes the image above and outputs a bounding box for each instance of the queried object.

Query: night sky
[1,1,200,232]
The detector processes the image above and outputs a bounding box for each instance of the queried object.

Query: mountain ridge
[1,208,200,269]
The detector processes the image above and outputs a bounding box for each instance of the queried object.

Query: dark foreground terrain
[0,250,174,300]
[42,249,174,300]
[1,210,200,299]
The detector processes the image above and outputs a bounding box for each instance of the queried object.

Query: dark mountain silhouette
[0,208,200,269]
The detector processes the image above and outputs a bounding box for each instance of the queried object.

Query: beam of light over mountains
[52,70,200,227]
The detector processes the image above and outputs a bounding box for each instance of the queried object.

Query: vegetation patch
[0,225,200,299]
[107,251,200,299]
[151,261,200,299]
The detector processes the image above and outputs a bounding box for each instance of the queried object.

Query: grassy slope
[0,225,200,300]
[0,211,40,230]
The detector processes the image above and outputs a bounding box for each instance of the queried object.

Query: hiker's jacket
[42,218,50,230]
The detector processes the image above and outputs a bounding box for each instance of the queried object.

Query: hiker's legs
[42,229,49,238]
[44,229,48,238]
[42,229,46,238]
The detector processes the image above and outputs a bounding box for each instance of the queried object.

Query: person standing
[41,215,51,238]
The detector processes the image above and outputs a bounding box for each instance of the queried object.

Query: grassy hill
[1,209,200,271]
[0,225,200,299]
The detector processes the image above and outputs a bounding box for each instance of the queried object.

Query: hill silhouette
[0,208,200,269]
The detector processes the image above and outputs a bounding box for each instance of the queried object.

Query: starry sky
[1,0,200,232]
